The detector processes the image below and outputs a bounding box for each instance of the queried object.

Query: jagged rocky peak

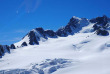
[90,15,110,36]
[35,27,47,38]
[56,16,89,37]
[56,16,80,37]
[35,27,45,34]
[28,30,39,45]
[21,27,57,46]
[68,16,81,27]
[90,15,109,24]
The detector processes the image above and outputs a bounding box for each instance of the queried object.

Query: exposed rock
[90,15,110,36]
[68,16,80,28]
[21,42,27,47]
[91,15,109,30]
[45,30,57,38]
[35,27,47,39]
[96,28,109,36]
[56,17,80,37]
[93,24,102,31]
[28,31,39,45]
[0,45,4,54]
[6,45,10,52]
[90,15,108,24]
[10,44,16,49]
[56,17,89,37]
[56,27,68,37]
[0,45,10,57]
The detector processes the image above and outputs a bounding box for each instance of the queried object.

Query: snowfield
[0,31,110,74]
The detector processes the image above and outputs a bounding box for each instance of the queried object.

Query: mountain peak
[72,16,81,20]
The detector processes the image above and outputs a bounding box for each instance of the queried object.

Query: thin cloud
[0,37,21,43]
[17,0,42,13]
[15,29,29,33]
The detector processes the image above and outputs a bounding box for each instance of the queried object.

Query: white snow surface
[1,24,110,74]
[14,35,30,48]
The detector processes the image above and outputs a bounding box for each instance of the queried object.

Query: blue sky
[0,0,110,45]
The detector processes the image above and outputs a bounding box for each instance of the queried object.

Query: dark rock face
[27,28,57,45]
[90,15,109,30]
[27,28,49,45]
[68,17,79,28]
[96,28,109,36]
[56,17,80,37]
[21,42,27,47]
[0,45,10,57]
[45,30,57,38]
[6,45,10,52]
[0,52,2,57]
[90,15,108,24]
[65,25,73,34]
[35,27,44,34]
[90,15,110,36]
[35,27,47,39]
[28,31,39,45]
[56,27,68,37]
[93,24,101,31]
[10,44,16,49]
[0,45,4,54]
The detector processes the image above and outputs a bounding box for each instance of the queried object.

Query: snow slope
[0,31,110,74]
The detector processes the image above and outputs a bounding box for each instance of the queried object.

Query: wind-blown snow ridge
[0,58,74,74]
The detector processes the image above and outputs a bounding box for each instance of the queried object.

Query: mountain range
[0,15,110,74]
[0,15,110,57]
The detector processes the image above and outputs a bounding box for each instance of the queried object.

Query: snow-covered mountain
[14,15,110,48]
[14,16,90,48]
[0,15,110,74]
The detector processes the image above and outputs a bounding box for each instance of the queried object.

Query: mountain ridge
[0,15,110,58]
[14,16,90,48]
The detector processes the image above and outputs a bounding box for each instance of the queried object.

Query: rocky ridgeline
[0,44,15,58]
[90,15,110,36]
[0,15,110,58]
[20,16,89,47]
[20,15,110,48]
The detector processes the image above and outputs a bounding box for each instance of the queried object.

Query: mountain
[14,16,90,48]
[0,15,110,74]
[14,15,110,48]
